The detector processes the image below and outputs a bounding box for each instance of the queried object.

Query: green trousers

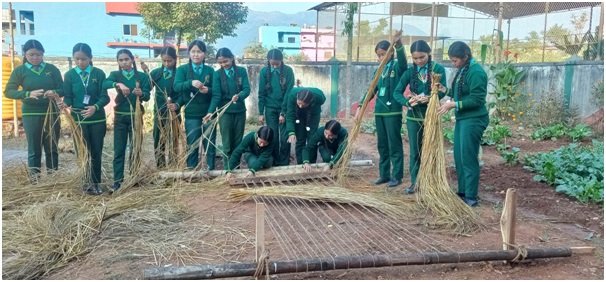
[153,111,181,169]
[375,115,403,181]
[78,121,106,184]
[219,112,246,165]
[113,114,134,183]
[244,153,273,170]
[294,113,321,165]
[318,146,333,163]
[264,107,291,166]
[184,117,216,170]
[22,114,60,177]
[453,115,489,201]
[406,119,424,186]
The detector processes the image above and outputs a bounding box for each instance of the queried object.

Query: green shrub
[523,140,604,204]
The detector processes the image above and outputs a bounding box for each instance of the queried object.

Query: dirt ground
[3,123,604,280]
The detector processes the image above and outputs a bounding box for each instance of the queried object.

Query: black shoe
[111,182,122,193]
[457,193,465,200]
[464,198,479,207]
[387,179,402,188]
[373,178,390,185]
[404,185,416,195]
[83,184,95,195]
[85,184,103,196]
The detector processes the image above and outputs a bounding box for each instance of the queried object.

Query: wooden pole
[144,247,591,279]
[500,188,517,251]
[9,2,18,137]
[389,3,393,42]
[496,2,504,63]
[542,2,550,62]
[429,2,435,52]
[471,11,476,52]
[158,160,374,179]
[316,10,320,62]
[333,5,337,58]
[356,3,361,62]
[599,2,604,43]
[255,203,265,261]
[506,19,511,60]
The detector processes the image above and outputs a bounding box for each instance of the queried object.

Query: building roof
[450,2,601,19]
[105,2,140,15]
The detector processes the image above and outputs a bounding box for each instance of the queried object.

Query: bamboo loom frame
[143,185,594,279]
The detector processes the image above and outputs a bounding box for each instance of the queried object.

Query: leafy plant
[531,123,567,140]
[489,60,526,119]
[568,123,593,142]
[524,140,604,204]
[482,118,512,146]
[496,144,520,166]
[441,111,455,144]
[526,89,578,127]
[531,123,593,142]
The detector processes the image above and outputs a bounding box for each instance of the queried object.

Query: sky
[244,2,321,14]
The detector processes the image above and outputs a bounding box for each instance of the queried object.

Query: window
[324,51,332,58]
[123,24,138,36]
[287,37,295,43]
[18,11,34,35]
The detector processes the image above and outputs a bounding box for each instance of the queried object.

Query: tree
[138,2,248,53]
[243,42,268,59]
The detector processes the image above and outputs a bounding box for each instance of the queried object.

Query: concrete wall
[43,58,604,119]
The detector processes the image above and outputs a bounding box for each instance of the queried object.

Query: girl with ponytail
[225,125,274,180]
[437,41,489,207]
[392,40,448,194]
[257,49,295,166]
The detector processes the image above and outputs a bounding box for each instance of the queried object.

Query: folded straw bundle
[416,73,482,234]
[227,185,415,219]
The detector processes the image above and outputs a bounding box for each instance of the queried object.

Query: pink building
[301,28,335,62]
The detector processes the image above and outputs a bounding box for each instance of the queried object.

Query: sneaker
[111,182,122,193]
[404,185,416,195]
[456,193,465,200]
[387,179,402,188]
[463,198,479,207]
[83,184,95,195]
[91,184,104,196]
[373,178,390,185]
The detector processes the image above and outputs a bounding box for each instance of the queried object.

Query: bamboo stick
[500,188,517,251]
[158,160,374,179]
[144,247,586,279]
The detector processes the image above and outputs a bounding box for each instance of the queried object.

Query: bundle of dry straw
[227,185,414,219]
[333,31,402,185]
[415,73,482,234]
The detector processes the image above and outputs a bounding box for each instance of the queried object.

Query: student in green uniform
[225,126,274,180]
[4,39,63,184]
[258,49,295,166]
[302,120,348,172]
[356,36,407,188]
[141,46,179,169]
[174,40,216,170]
[285,87,326,165]
[102,49,151,191]
[209,47,250,165]
[393,40,448,194]
[62,43,109,195]
[438,41,489,207]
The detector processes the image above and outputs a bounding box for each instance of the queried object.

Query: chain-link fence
[312,2,603,63]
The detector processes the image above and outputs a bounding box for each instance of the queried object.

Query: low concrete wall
[44,57,604,119]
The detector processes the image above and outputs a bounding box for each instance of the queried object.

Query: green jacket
[173,63,215,118]
[149,67,178,114]
[302,126,348,166]
[359,45,408,115]
[285,87,326,135]
[227,131,274,173]
[63,66,109,123]
[209,66,250,114]
[257,64,295,115]
[447,60,489,120]
[393,62,447,121]
[102,70,151,115]
[4,63,64,115]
